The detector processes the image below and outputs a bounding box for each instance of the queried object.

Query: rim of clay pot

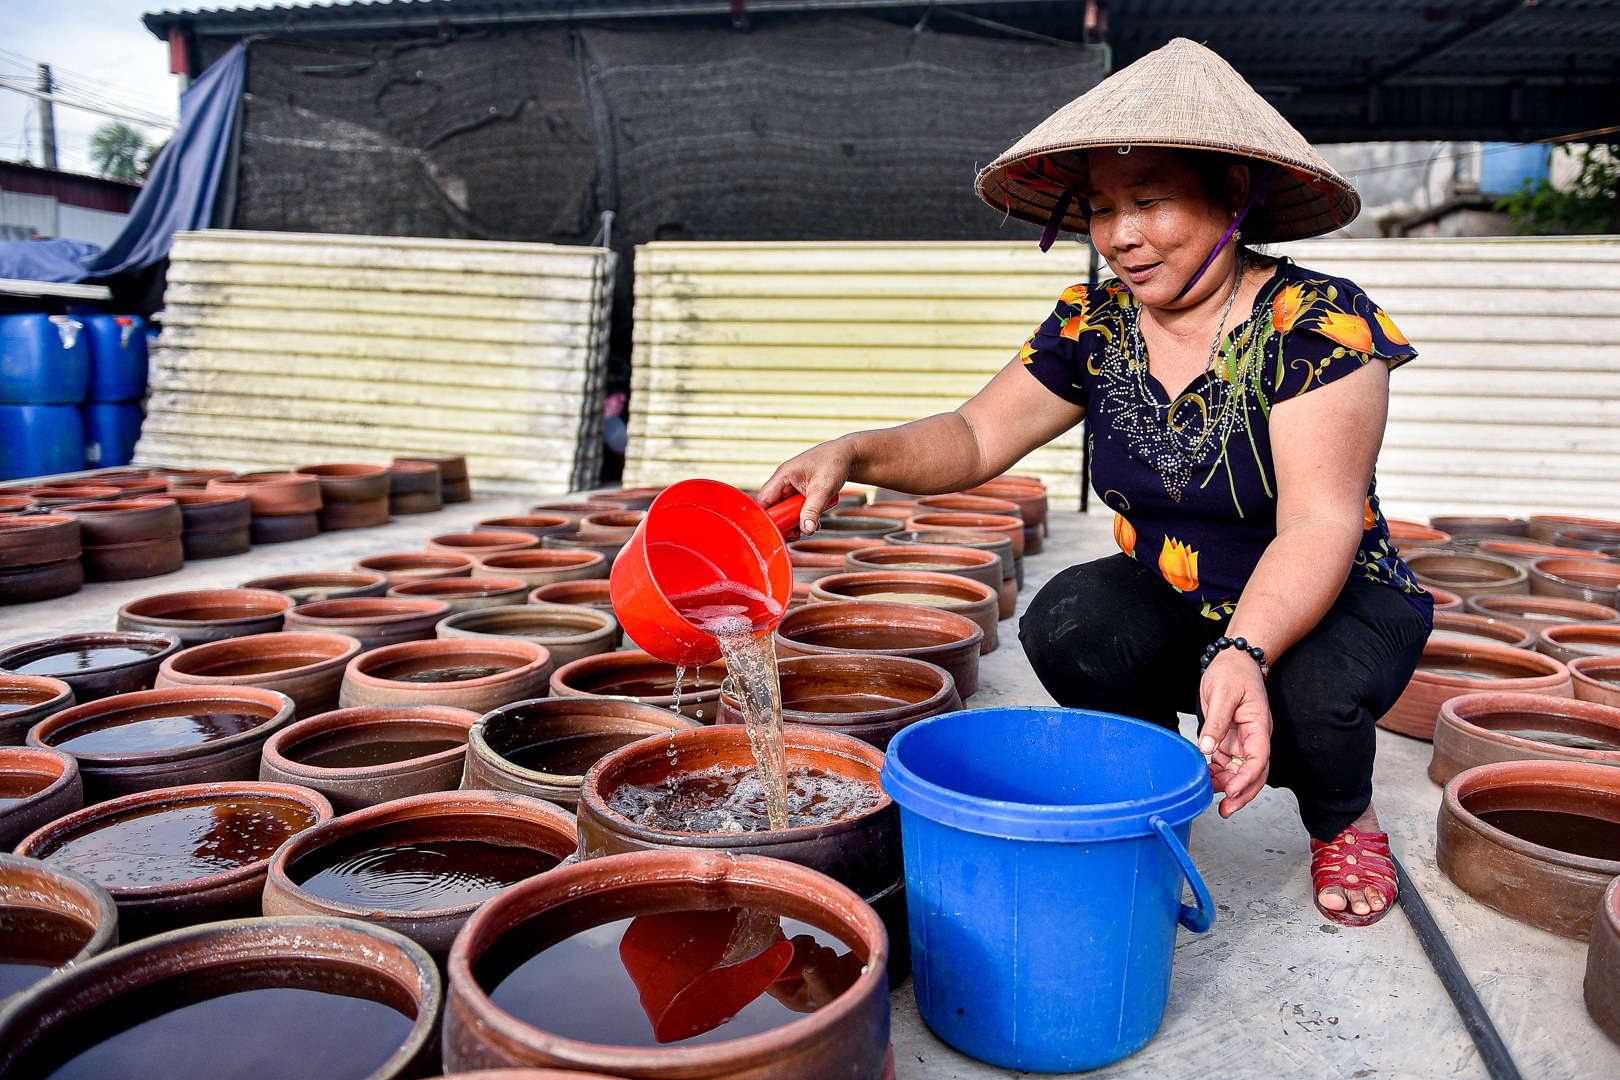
[527,580,613,607]
[0,915,439,1078]
[1406,551,1528,589]
[266,789,578,919]
[285,596,452,628]
[446,849,887,1074]
[1438,691,1620,773]
[774,599,985,658]
[1532,557,1620,591]
[262,704,480,779]
[1466,594,1620,625]
[28,686,297,764]
[0,674,74,725]
[0,631,182,681]
[830,503,914,523]
[440,603,618,643]
[346,638,553,693]
[427,531,541,556]
[116,588,295,632]
[160,630,362,684]
[579,510,645,530]
[0,851,118,974]
[845,544,998,571]
[26,485,121,504]
[1554,527,1620,552]
[532,500,623,516]
[720,654,956,727]
[0,513,77,534]
[1571,656,1620,700]
[790,537,876,565]
[477,549,606,573]
[1479,539,1610,564]
[241,569,390,600]
[1427,586,1464,611]
[915,494,1023,519]
[471,697,697,792]
[166,490,251,508]
[1432,611,1535,649]
[1411,637,1569,688]
[549,650,726,707]
[1431,515,1528,537]
[1529,514,1620,538]
[0,746,80,821]
[14,781,335,900]
[810,569,996,606]
[389,577,529,601]
[294,462,387,479]
[813,515,903,536]
[1444,759,1620,875]
[478,514,572,533]
[59,496,177,516]
[1386,519,1452,545]
[586,487,664,509]
[357,552,476,578]
[1540,622,1620,660]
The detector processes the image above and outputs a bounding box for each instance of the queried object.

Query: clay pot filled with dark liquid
[0,673,73,745]
[810,571,1000,653]
[340,638,555,714]
[116,587,294,645]
[716,654,959,750]
[775,599,983,699]
[283,596,452,651]
[263,789,578,957]
[443,849,890,1079]
[0,853,117,1005]
[0,915,440,1080]
[550,650,728,724]
[0,746,83,849]
[241,569,390,604]
[15,780,333,940]
[259,704,479,813]
[0,632,181,703]
[156,631,362,719]
[1430,691,1620,785]
[464,697,700,808]
[356,552,474,585]
[439,602,620,667]
[27,686,296,802]
[389,576,530,613]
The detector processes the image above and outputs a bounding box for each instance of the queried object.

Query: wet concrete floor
[3,497,1617,1078]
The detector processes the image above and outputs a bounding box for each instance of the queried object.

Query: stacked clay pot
[260,704,480,813]
[210,473,323,544]
[116,588,293,645]
[0,514,83,603]
[395,452,470,503]
[296,463,390,531]
[0,746,83,848]
[65,498,184,580]
[387,459,443,514]
[167,491,251,559]
[0,631,181,703]
[0,674,74,745]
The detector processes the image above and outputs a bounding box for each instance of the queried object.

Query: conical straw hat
[976,38,1359,242]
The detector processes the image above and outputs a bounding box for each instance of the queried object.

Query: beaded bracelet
[1200,635,1268,673]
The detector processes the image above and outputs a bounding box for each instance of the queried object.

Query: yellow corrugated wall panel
[626,237,1620,520]
[138,230,615,495]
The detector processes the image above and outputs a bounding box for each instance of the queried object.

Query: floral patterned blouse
[1020,256,1432,623]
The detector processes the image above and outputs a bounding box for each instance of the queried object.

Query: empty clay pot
[62,498,181,546]
[1538,623,1620,665]
[478,515,573,540]
[576,511,647,543]
[294,462,389,503]
[1377,638,1572,741]
[388,460,444,515]
[1437,759,1620,938]
[0,632,181,703]
[1386,520,1451,549]
[15,780,334,940]
[475,548,608,587]
[341,638,554,713]
[528,578,614,612]
[905,512,1023,560]
[0,746,82,849]
[465,697,698,808]
[886,528,1019,589]
[1571,657,1620,708]
[241,569,390,604]
[441,850,890,1078]
[1428,611,1534,650]
[530,499,623,526]
[395,453,469,502]
[1554,527,1620,553]
[812,515,904,541]
[356,551,475,584]
[810,570,1000,652]
[789,537,875,584]
[439,603,620,667]
[1405,551,1528,599]
[0,514,80,569]
[550,650,727,724]
[427,531,541,559]
[263,789,578,957]
[166,491,252,559]
[843,544,1002,594]
[208,472,322,515]
[1431,515,1528,538]
[156,632,362,719]
[1477,539,1610,565]
[259,704,480,813]
[541,530,629,567]
[717,654,959,749]
[1431,691,1620,785]
[1464,594,1620,634]
[0,674,73,745]
[388,576,530,612]
[1528,514,1620,544]
[116,588,294,645]
[0,852,117,1005]
[1586,877,1620,1045]
[775,599,983,699]
[0,915,439,1078]
[1530,558,1620,607]
[283,597,452,651]
[249,510,320,544]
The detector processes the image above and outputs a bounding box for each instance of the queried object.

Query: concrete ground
[4,498,1617,1078]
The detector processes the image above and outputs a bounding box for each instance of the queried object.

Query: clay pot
[810,570,1000,653]
[0,514,80,569]
[886,528,1019,589]
[1477,539,1610,565]
[1428,611,1534,650]
[966,481,1047,531]
[15,781,334,939]
[1530,558,1620,607]
[388,460,444,514]
[791,582,813,609]
[1431,515,1528,538]
[1385,520,1451,549]
[259,704,479,813]
[341,638,554,713]
[208,472,322,515]
[283,597,451,651]
[427,530,541,559]
[0,852,117,1003]
[832,502,915,523]
[465,697,698,809]
[1431,692,1620,785]
[1378,638,1572,741]
[0,915,439,1077]
[906,512,1023,559]
[66,498,185,580]
[0,495,35,514]
[0,555,84,604]
[0,674,73,745]
[479,515,573,540]
[166,491,252,558]
[157,631,362,718]
[318,497,391,531]
[24,484,120,507]
[395,453,470,502]
[1571,657,1620,708]
[91,473,170,497]
[441,1072,627,1080]
[530,499,623,526]
[1437,759,1620,938]
[116,587,294,645]
[263,789,578,957]
[1555,527,1620,553]
[1538,623,1620,665]
[242,569,390,604]
[442,850,889,1078]
[789,537,875,584]
[843,543,1003,594]
[717,654,959,749]
[542,529,629,566]
[389,576,530,612]
[440,603,620,667]
[83,535,186,580]
[775,599,983,698]
[916,493,1023,521]
[1427,586,1464,612]
[576,511,647,543]
[812,515,903,541]
[550,650,727,724]
[529,578,614,612]
[588,487,663,510]
[0,632,181,702]
[155,467,234,487]
[1529,514,1620,544]
[476,548,608,587]
[294,462,389,502]
[0,746,82,849]
[28,686,296,802]
[249,510,319,544]
[357,551,475,584]
[1587,877,1620,1044]
[1464,594,1620,634]
[1405,551,1528,599]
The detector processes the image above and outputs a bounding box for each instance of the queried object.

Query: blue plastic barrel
[0,404,87,480]
[0,314,89,404]
[83,401,144,468]
[882,707,1214,1073]
[85,315,149,402]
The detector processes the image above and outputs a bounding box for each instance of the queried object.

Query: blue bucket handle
[1150,815,1214,933]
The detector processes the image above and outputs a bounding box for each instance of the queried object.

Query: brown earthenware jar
[478,515,573,540]
[789,537,876,584]
[1405,551,1528,599]
[464,696,697,808]
[387,460,444,514]
[811,515,904,541]
[1464,594,1619,634]
[0,746,83,848]
[810,570,1000,652]
[717,654,958,749]
[340,638,554,713]
[439,603,620,667]
[241,569,390,604]
[259,704,479,813]
[576,511,646,542]
[0,549,82,602]
[1587,877,1620,1043]
[208,472,322,515]
[843,544,1003,594]
[1477,539,1609,566]
[427,530,541,559]
[1380,638,1572,741]
[28,686,296,802]
[156,631,362,718]
[65,498,186,581]
[775,599,983,698]
[0,852,118,1004]
[294,462,389,503]
[388,576,530,612]
[262,789,578,957]
[475,548,608,587]
[1430,691,1620,785]
[530,499,624,526]
[23,484,120,507]
[166,491,252,559]
[886,527,1021,595]
[1529,557,1620,607]
[283,597,452,651]
[831,501,915,523]
[249,510,319,544]
[395,453,470,502]
[116,588,293,645]
[905,512,1023,559]
[1537,622,1620,665]
[356,551,475,584]
[1385,519,1451,549]
[1431,515,1528,538]
[528,578,614,612]
[1571,656,1620,708]
[0,495,35,514]
[154,467,234,488]
[0,513,80,568]
[1426,585,1464,612]
[540,530,628,567]
[550,650,727,724]
[1437,759,1620,938]
[0,674,74,745]
[1554,527,1620,553]
[916,493,1022,520]
[0,632,181,703]
[1528,514,1620,544]
[1428,611,1534,650]
[587,487,663,510]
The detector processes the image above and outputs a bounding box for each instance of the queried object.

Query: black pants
[1019,555,1430,841]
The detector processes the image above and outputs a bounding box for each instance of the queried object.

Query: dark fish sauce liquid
[288,734,464,770]
[0,906,92,999]
[1476,808,1620,861]
[14,647,154,676]
[52,712,263,755]
[506,732,645,775]
[389,664,508,683]
[790,692,911,714]
[290,825,560,910]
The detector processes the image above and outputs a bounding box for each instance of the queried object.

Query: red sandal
[1310,824,1398,927]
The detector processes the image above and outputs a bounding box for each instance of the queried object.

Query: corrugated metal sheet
[139,229,615,495]
[626,236,1620,519]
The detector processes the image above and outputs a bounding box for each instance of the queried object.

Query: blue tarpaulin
[0,44,245,285]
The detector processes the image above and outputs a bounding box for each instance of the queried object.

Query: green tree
[89,122,149,182]
[1495,144,1620,235]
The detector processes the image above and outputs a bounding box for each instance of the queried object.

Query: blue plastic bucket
[882,707,1214,1073]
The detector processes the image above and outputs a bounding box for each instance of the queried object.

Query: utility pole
[35,63,57,169]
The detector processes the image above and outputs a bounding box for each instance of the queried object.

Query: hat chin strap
[1168,165,1280,301]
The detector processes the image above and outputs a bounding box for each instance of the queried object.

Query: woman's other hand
[1197,650,1272,818]
[758,437,857,536]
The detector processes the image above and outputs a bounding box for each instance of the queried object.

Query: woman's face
[1081,147,1246,310]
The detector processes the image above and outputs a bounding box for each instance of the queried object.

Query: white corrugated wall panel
[138,229,615,495]
[627,237,1620,521]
